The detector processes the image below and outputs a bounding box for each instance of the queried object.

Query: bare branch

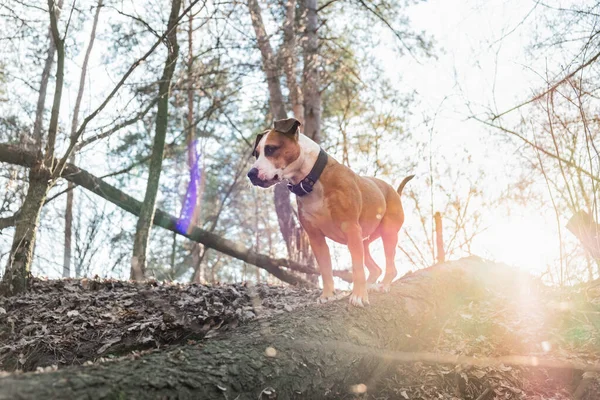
[492,48,600,120]
[51,0,205,180]
[0,143,317,287]
[472,116,600,183]
[74,97,159,151]
[0,212,19,231]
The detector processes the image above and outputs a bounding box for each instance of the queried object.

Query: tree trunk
[32,0,65,147]
[0,166,49,295]
[282,0,303,122]
[63,0,102,278]
[43,0,65,168]
[434,211,445,264]
[247,0,287,121]
[247,0,311,268]
[1,1,66,296]
[131,0,182,281]
[301,0,321,143]
[0,258,545,399]
[185,6,207,284]
[63,186,74,278]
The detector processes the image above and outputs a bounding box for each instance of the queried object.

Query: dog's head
[247,118,302,188]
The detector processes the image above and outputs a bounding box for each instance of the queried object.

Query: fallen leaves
[0,277,320,372]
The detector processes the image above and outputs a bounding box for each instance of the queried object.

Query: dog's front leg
[307,232,335,301]
[346,224,368,307]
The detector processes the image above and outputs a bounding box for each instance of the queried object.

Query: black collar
[287,148,328,197]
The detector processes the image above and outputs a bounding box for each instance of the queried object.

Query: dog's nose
[247,168,259,181]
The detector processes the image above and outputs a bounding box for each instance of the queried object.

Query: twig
[475,388,491,400]
[492,48,600,120]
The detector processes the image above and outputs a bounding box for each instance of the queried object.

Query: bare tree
[1,0,66,295]
[301,0,320,143]
[32,0,65,147]
[247,0,312,268]
[131,0,183,280]
[282,0,303,122]
[64,0,103,278]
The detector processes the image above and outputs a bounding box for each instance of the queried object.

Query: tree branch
[51,0,204,180]
[472,116,600,183]
[0,143,316,287]
[0,212,19,231]
[491,47,600,120]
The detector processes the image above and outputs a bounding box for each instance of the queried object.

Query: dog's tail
[396,174,415,196]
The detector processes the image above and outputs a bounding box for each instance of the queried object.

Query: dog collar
[287,148,328,197]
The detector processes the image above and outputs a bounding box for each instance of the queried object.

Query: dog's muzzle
[247,168,275,188]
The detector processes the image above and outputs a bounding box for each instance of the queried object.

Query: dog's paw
[317,291,345,304]
[317,295,334,304]
[348,293,369,307]
[367,282,380,292]
[373,283,391,293]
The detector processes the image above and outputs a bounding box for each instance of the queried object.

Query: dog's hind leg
[378,230,399,292]
[364,240,382,289]
[347,224,369,307]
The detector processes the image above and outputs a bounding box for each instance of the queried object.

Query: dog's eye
[264,145,278,157]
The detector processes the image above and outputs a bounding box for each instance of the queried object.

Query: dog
[247,118,413,307]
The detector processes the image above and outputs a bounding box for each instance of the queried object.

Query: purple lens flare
[176,139,203,235]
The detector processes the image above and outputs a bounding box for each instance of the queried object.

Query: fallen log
[0,143,332,287]
[3,257,583,400]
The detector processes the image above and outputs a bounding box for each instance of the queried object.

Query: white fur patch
[251,131,282,181]
[251,132,321,184]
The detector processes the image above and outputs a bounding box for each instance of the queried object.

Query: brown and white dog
[247,118,413,307]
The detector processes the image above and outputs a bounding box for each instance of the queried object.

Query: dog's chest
[298,191,348,243]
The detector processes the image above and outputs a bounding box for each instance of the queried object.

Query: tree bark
[1,0,66,296]
[0,165,49,295]
[0,258,536,399]
[131,0,182,281]
[301,0,321,143]
[64,0,103,278]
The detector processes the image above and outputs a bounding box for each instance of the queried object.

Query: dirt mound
[2,258,600,399]
[0,277,320,371]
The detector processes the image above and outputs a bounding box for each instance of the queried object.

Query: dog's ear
[273,118,301,137]
[252,131,267,158]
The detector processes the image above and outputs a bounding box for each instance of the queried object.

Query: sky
[365,0,568,276]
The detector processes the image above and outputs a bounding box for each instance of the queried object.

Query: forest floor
[1,258,600,399]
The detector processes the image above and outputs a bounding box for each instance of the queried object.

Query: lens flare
[176,139,203,235]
